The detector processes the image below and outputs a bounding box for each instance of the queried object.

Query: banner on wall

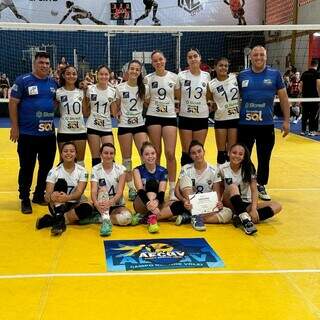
[0,0,264,25]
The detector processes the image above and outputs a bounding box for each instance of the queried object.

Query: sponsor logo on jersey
[263,79,272,85]
[178,0,203,15]
[168,82,174,88]
[91,94,97,101]
[61,95,68,102]
[28,86,38,95]
[50,87,56,93]
[123,92,129,98]
[242,80,249,87]
[184,80,191,86]
[225,178,233,185]
[151,81,158,88]
[108,97,113,102]
[202,82,206,87]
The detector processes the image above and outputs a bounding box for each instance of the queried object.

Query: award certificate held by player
[189,191,218,215]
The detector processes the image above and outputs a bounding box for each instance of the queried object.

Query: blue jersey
[238,66,285,126]
[11,73,57,136]
[136,164,168,189]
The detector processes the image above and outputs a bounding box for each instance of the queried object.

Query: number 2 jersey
[178,70,211,118]
[179,162,216,194]
[115,82,148,128]
[145,71,180,118]
[56,87,86,134]
[91,163,126,206]
[46,163,89,203]
[86,84,116,132]
[208,73,240,121]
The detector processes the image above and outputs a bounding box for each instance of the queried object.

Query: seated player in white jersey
[56,65,87,167]
[214,143,282,235]
[177,48,211,166]
[145,50,180,200]
[158,140,232,231]
[133,142,168,234]
[208,57,239,165]
[84,65,117,167]
[36,142,93,235]
[90,143,139,237]
[114,60,149,202]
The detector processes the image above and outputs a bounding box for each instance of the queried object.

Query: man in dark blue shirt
[238,46,290,201]
[9,51,57,214]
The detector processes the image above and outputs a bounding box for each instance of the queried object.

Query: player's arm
[59,9,72,24]
[277,87,290,137]
[249,178,259,223]
[82,94,90,118]
[66,180,87,202]
[90,180,99,207]
[8,97,20,143]
[111,100,120,119]
[316,79,320,97]
[111,172,126,205]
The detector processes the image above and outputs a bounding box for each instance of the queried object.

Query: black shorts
[57,132,87,143]
[87,128,113,137]
[146,115,177,127]
[117,125,147,136]
[214,119,239,129]
[178,116,208,131]
[144,0,154,10]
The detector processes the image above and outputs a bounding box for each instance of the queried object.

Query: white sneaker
[257,185,271,201]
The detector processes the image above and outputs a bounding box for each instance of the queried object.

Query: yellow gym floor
[0,128,319,320]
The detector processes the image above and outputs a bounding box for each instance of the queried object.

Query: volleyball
[50,9,59,16]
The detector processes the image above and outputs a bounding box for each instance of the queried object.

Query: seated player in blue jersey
[133,141,168,233]
[36,142,94,236]
[157,140,233,231]
[214,143,282,235]
[90,143,139,237]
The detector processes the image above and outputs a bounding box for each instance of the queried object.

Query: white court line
[1,269,320,280]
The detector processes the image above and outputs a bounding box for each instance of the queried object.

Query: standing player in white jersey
[214,143,282,235]
[91,143,137,237]
[145,50,180,200]
[36,142,93,235]
[56,65,87,167]
[177,48,211,166]
[85,65,117,167]
[115,60,149,201]
[0,0,29,23]
[208,57,239,165]
[158,140,232,231]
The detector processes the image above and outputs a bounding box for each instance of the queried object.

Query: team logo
[98,178,106,186]
[178,0,203,14]
[152,81,158,88]
[28,86,38,96]
[207,180,212,185]
[108,97,113,102]
[61,95,68,102]
[225,178,233,185]
[184,80,191,86]
[242,80,249,87]
[202,82,206,87]
[263,79,273,85]
[11,84,18,92]
[217,85,224,93]
[123,92,129,98]
[91,94,97,101]
[168,82,174,88]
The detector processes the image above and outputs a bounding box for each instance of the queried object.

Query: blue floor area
[0,117,319,141]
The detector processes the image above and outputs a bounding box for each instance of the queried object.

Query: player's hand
[281,120,290,137]
[183,199,192,211]
[249,208,259,224]
[215,201,223,210]
[10,126,19,143]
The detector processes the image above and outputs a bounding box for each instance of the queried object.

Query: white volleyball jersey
[46,163,89,202]
[145,71,179,118]
[91,163,126,206]
[56,87,86,134]
[115,82,146,128]
[208,73,240,121]
[179,162,216,194]
[86,84,116,132]
[178,70,211,118]
[214,162,255,202]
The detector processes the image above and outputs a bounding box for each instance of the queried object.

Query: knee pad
[114,210,132,226]
[217,151,226,164]
[179,175,192,191]
[54,179,68,193]
[170,201,188,216]
[181,152,193,166]
[145,179,159,193]
[122,158,132,171]
[216,207,233,224]
[258,206,274,221]
[75,203,93,220]
[92,158,101,167]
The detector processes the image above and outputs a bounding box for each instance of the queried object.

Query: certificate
[189,191,219,215]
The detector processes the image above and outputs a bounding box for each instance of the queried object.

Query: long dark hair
[128,60,145,100]
[230,143,256,183]
[59,65,80,88]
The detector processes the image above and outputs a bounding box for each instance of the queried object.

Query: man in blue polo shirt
[238,46,290,201]
[9,51,57,214]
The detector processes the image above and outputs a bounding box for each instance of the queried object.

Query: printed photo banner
[104,237,224,272]
[0,0,264,25]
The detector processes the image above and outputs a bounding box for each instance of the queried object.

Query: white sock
[102,211,110,221]
[127,180,135,190]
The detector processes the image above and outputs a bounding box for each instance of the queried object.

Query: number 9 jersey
[56,87,86,134]
[208,73,240,121]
